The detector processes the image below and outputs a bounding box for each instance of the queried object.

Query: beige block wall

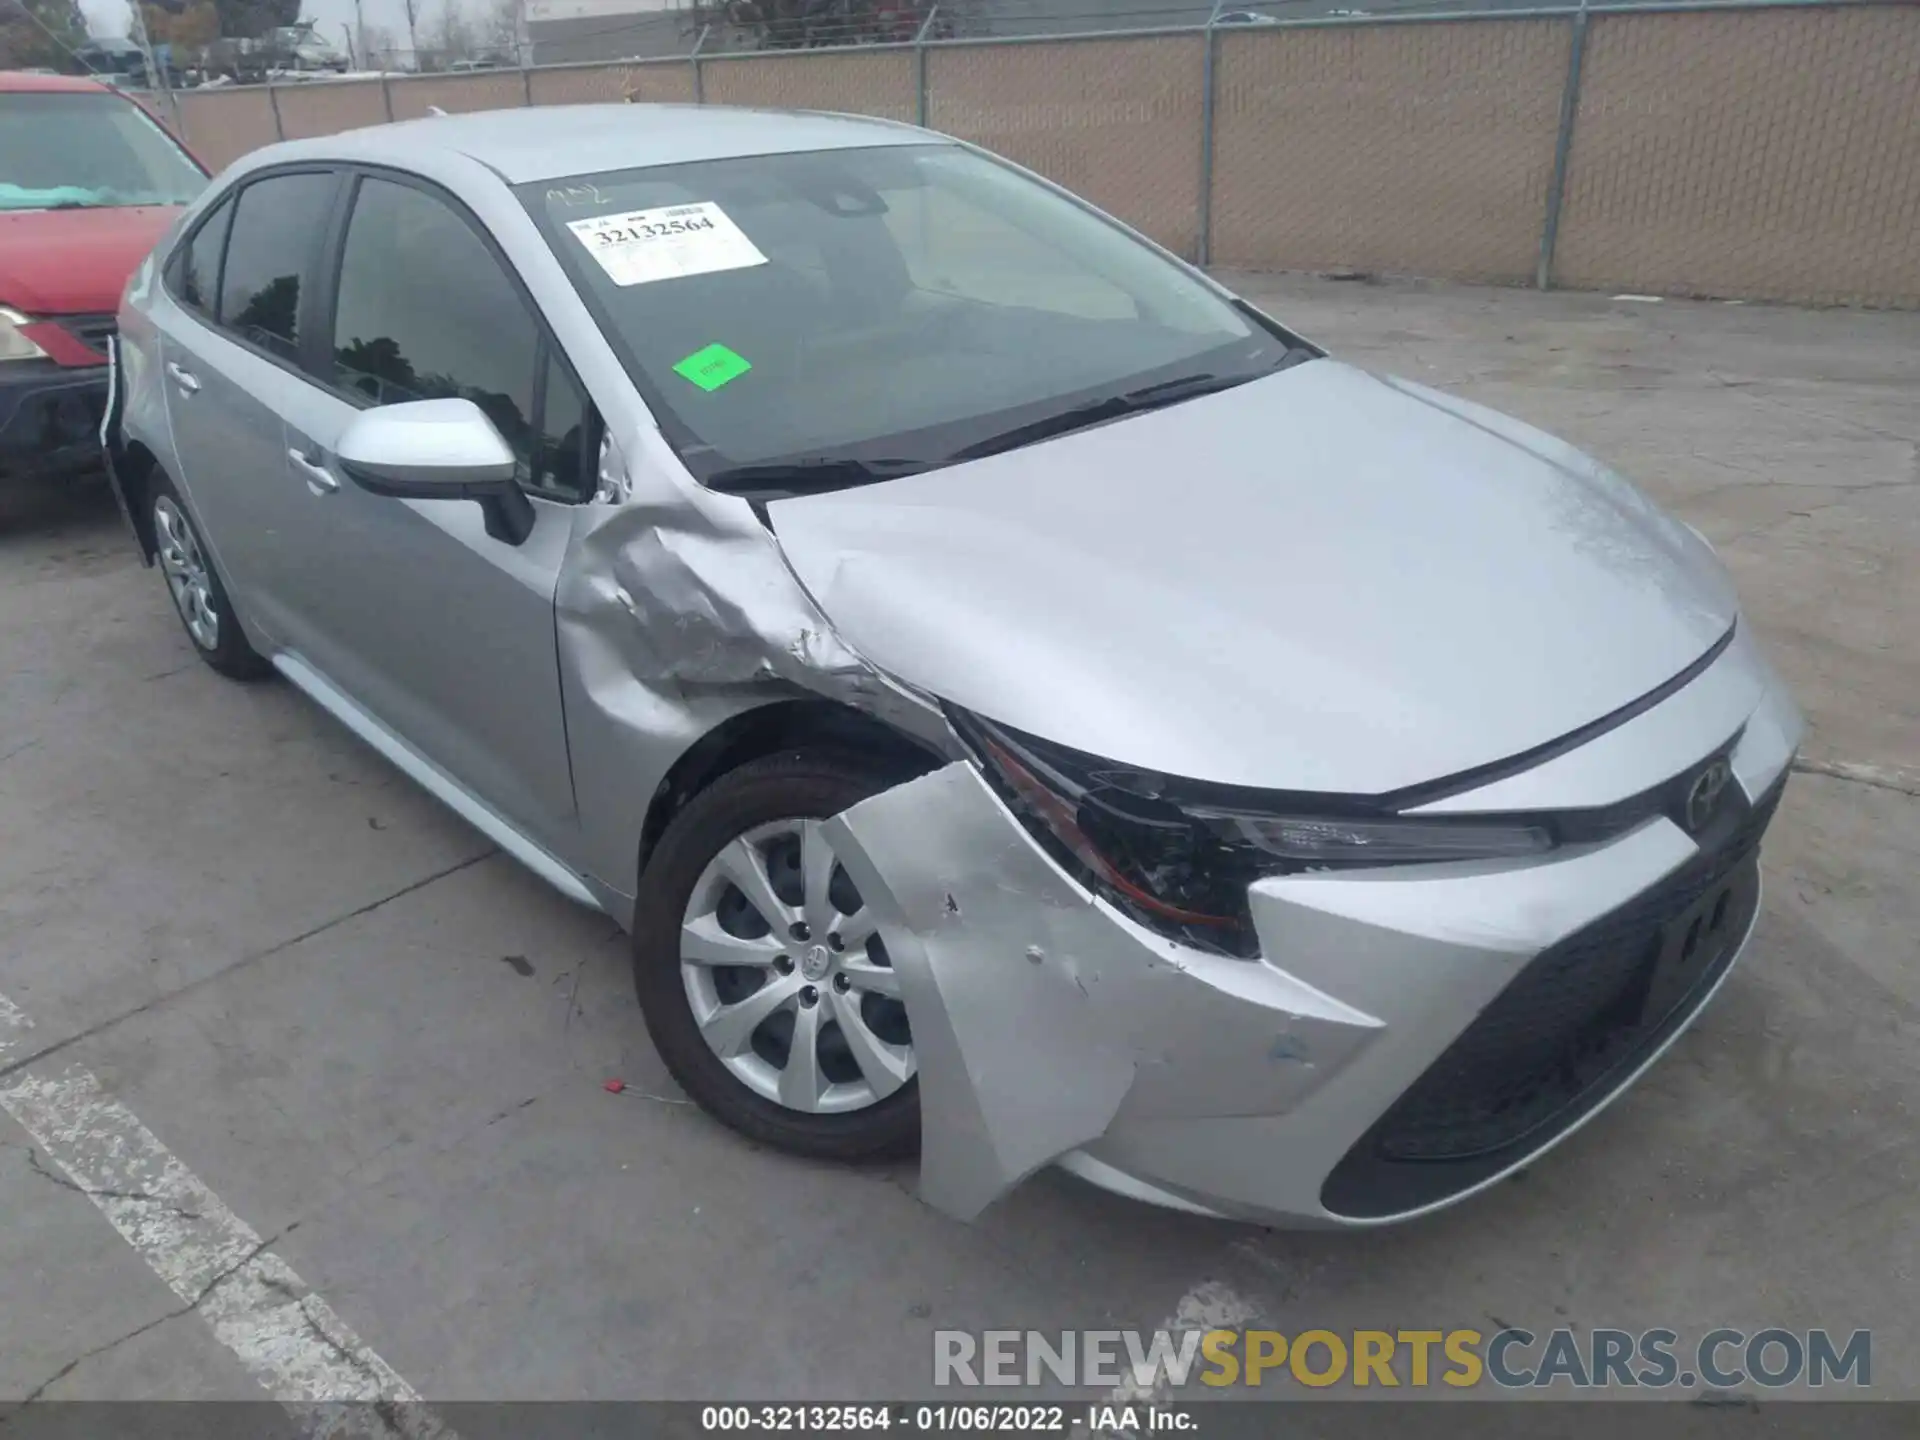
[926,37,1206,257]
[147,6,1920,307]
[1554,7,1920,307]
[702,50,916,122]
[528,60,698,106]
[173,86,282,172]
[1210,18,1569,283]
[272,78,389,140]
[386,70,530,121]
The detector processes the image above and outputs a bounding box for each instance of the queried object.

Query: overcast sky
[79,0,459,52]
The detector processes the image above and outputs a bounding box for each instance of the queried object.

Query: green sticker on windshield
[673,342,751,392]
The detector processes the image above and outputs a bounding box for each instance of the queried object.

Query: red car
[0,71,206,483]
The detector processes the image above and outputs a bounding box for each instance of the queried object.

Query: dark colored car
[0,71,206,484]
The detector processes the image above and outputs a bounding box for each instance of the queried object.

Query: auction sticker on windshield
[673,342,752,392]
[566,202,768,287]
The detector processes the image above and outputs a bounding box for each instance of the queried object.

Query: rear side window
[330,175,595,502]
[219,171,336,362]
[175,196,232,316]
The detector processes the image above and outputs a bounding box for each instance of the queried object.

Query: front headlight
[0,307,49,363]
[952,710,1553,957]
[1185,809,1550,865]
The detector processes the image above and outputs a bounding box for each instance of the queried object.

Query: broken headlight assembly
[0,308,50,363]
[950,710,1552,958]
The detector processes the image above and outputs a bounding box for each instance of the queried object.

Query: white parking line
[0,990,453,1436]
[1791,755,1920,798]
[1106,1280,1258,1405]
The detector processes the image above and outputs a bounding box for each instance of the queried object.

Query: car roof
[0,70,114,93]
[266,103,936,185]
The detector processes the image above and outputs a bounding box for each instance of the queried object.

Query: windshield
[522,144,1307,490]
[0,91,207,212]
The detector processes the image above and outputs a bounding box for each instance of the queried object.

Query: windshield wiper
[704,455,929,499]
[946,369,1279,464]
[705,354,1319,494]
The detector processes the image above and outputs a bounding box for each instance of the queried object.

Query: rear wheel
[149,473,270,681]
[633,751,919,1160]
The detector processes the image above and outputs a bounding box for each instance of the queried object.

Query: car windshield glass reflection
[522,144,1307,489]
[0,92,205,210]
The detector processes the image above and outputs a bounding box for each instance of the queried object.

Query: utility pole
[127,0,167,98]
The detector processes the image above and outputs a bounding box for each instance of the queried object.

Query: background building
[524,0,691,62]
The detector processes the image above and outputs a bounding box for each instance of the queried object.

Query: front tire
[149,472,270,681]
[634,750,920,1161]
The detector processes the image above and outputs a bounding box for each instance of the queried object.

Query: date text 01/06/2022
[698,1404,1197,1434]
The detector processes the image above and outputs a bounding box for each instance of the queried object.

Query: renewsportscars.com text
[934,1327,1871,1391]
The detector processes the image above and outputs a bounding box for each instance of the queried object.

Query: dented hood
[769,360,1738,795]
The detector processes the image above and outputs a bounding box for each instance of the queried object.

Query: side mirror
[335,397,535,545]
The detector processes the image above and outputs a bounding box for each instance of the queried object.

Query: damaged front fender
[824,762,1382,1221]
[568,501,882,692]
[552,425,955,905]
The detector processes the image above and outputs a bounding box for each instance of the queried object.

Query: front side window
[531,348,591,502]
[0,91,206,212]
[522,143,1303,489]
[331,176,592,501]
[219,172,337,362]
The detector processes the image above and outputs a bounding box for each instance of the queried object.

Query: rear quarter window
[173,195,234,316]
[218,171,337,362]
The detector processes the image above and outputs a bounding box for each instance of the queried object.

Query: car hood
[0,205,179,315]
[768,360,1739,795]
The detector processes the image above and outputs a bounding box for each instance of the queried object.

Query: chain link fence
[146,0,1920,306]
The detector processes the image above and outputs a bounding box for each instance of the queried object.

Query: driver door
[265,171,597,854]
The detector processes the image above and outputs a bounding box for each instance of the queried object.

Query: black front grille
[56,313,117,361]
[1322,777,1785,1219]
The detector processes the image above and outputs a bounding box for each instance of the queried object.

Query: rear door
[265,169,593,850]
[157,168,345,652]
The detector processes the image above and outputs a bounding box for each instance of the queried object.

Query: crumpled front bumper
[0,362,108,483]
[824,637,1802,1228]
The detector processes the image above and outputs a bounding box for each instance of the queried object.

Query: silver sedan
[106,104,1803,1226]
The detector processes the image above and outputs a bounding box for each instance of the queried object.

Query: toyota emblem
[1685,758,1733,833]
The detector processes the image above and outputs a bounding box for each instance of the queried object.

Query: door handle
[165,361,200,394]
[288,447,340,495]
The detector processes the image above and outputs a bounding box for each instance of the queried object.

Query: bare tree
[361,20,397,68]
[0,0,87,69]
[212,0,299,38]
[482,0,523,61]
[143,1,221,51]
[686,0,936,51]
[429,0,477,66]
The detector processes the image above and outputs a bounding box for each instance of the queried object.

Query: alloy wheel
[153,495,219,651]
[679,817,915,1114]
